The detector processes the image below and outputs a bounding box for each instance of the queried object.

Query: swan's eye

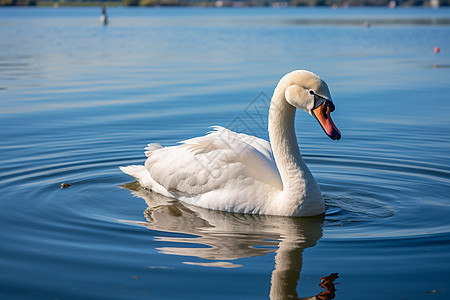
[309,90,315,95]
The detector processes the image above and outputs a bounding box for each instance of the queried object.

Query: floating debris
[61,183,71,189]
[424,289,437,295]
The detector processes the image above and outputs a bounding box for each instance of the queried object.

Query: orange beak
[312,103,341,140]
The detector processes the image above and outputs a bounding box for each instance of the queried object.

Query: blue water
[1,6,449,299]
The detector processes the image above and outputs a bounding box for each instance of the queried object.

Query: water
[1,6,449,300]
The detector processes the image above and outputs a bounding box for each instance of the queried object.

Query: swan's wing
[145,126,282,196]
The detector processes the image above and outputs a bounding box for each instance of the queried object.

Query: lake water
[1,6,449,300]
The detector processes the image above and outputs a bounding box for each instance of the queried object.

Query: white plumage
[121,70,341,217]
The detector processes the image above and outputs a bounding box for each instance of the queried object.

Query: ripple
[325,193,395,222]
[310,153,450,183]
[306,148,450,240]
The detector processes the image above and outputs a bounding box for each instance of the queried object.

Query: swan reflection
[122,182,338,299]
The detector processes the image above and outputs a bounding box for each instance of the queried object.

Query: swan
[120,70,341,217]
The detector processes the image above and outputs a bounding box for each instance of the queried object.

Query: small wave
[324,192,395,225]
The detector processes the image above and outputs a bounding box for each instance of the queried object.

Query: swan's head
[283,70,341,140]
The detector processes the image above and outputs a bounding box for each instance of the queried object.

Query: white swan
[120,70,341,217]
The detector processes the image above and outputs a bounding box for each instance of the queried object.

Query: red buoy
[434,47,440,53]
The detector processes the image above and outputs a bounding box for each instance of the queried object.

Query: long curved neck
[268,85,306,195]
[267,74,325,216]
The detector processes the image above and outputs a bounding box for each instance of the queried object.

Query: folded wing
[144,126,282,197]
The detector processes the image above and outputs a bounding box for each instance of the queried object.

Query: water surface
[1,7,449,299]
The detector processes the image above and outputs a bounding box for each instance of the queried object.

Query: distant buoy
[434,47,440,53]
[100,7,108,26]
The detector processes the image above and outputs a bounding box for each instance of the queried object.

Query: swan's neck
[268,85,323,214]
[269,89,303,194]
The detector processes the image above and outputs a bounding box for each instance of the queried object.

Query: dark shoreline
[2,0,449,8]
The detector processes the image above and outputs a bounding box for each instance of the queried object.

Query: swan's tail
[120,165,148,183]
[120,165,174,198]
[120,143,174,198]
[121,143,162,182]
